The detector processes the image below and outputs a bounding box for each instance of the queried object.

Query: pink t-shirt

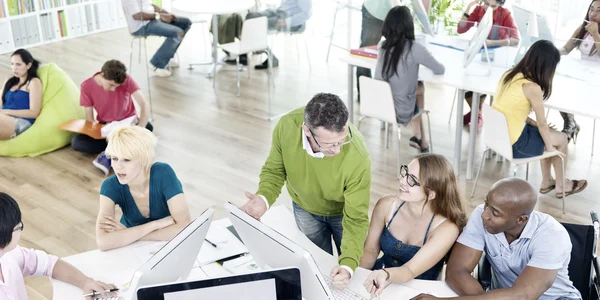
[80,73,139,123]
[0,246,59,300]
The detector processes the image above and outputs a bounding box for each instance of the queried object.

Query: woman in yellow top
[492,40,587,198]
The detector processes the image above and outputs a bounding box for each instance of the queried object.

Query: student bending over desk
[375,6,445,153]
[492,40,587,198]
[556,0,600,143]
[0,49,42,140]
[95,126,191,251]
[412,178,582,300]
[457,0,520,128]
[0,192,117,300]
[361,154,467,297]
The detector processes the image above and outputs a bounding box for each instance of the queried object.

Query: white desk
[52,205,457,299]
[172,0,256,76]
[341,40,507,179]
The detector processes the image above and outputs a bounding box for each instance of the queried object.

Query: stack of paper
[197,225,248,266]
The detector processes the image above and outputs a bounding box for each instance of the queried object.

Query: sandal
[555,180,588,198]
[409,136,430,153]
[539,184,555,194]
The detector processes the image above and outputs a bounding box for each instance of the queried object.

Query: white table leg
[454,89,465,176]
[348,64,354,124]
[208,14,219,79]
[466,92,481,180]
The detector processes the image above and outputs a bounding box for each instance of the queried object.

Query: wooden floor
[2,17,599,299]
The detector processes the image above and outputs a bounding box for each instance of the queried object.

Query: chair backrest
[562,222,596,300]
[358,77,398,124]
[240,16,268,54]
[482,104,513,159]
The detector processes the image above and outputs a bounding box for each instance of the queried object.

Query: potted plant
[429,0,465,35]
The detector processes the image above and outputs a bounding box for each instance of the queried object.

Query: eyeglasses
[399,165,421,187]
[13,221,24,232]
[308,127,353,150]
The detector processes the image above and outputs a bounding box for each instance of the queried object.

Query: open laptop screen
[136,268,302,300]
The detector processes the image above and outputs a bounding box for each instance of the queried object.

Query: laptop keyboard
[323,275,368,300]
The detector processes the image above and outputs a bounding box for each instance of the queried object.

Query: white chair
[218,16,272,97]
[129,36,153,120]
[357,76,433,178]
[471,105,566,213]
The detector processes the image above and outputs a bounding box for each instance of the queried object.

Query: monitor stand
[465,43,492,76]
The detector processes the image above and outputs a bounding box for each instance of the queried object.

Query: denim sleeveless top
[3,89,35,124]
[372,201,444,280]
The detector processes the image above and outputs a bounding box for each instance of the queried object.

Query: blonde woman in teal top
[95,126,191,251]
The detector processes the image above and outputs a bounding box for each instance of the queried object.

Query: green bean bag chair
[0,63,83,157]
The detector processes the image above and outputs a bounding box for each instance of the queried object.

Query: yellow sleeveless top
[491,73,533,144]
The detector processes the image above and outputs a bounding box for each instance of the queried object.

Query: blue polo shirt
[100,162,183,228]
[457,205,581,300]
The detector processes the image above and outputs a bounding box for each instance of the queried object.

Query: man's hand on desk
[410,293,441,300]
[330,266,351,289]
[98,215,126,233]
[241,192,268,219]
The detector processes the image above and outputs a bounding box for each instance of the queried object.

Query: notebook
[350,45,378,59]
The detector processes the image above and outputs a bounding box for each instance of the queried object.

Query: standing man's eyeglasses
[308,127,354,150]
[13,221,24,232]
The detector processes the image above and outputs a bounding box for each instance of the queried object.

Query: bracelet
[463,12,470,18]
[382,268,391,281]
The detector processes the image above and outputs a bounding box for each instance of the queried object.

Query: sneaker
[255,55,279,69]
[168,58,179,68]
[93,151,111,176]
[152,67,172,77]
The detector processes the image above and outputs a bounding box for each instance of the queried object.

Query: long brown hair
[416,153,467,230]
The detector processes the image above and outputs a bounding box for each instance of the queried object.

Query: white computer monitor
[412,0,435,37]
[463,6,494,69]
[126,208,215,300]
[225,202,371,300]
[512,4,554,42]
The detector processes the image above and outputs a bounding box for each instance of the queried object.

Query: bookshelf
[0,0,128,54]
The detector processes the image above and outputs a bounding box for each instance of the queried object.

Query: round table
[172,0,256,75]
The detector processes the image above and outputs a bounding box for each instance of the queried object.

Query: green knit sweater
[257,107,371,270]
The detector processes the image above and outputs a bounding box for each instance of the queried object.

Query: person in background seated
[361,154,467,297]
[240,93,371,290]
[95,126,191,251]
[72,60,152,176]
[0,49,42,140]
[220,0,312,69]
[412,178,582,300]
[0,192,117,299]
[492,40,587,198]
[356,0,432,101]
[122,0,191,77]
[556,0,600,143]
[375,6,445,153]
[457,0,520,128]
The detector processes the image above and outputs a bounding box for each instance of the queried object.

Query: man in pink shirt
[71,60,152,176]
[0,192,116,300]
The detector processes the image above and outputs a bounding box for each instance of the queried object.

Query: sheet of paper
[556,57,600,85]
[197,225,248,266]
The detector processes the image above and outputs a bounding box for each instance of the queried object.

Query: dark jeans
[71,123,154,154]
[132,18,192,69]
[357,5,384,98]
[292,202,343,256]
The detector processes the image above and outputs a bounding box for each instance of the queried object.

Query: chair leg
[396,125,402,179]
[448,89,457,125]
[525,163,529,181]
[357,116,366,130]
[426,112,433,152]
[143,38,153,121]
[247,52,251,79]
[129,38,135,74]
[559,155,566,214]
[267,48,273,105]
[385,122,390,149]
[326,4,339,62]
[236,56,241,96]
[470,149,488,198]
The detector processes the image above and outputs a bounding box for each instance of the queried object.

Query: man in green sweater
[241,93,371,290]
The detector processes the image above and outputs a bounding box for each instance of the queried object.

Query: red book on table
[350,45,378,59]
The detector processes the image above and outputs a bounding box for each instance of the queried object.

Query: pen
[205,238,218,248]
[82,288,119,297]
[373,279,379,289]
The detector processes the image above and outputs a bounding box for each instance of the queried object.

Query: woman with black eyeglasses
[360,154,467,297]
[0,192,117,299]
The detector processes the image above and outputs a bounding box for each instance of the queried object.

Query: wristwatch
[463,12,470,18]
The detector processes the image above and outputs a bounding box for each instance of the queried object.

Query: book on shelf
[350,45,378,59]
[7,0,35,16]
[0,0,5,18]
